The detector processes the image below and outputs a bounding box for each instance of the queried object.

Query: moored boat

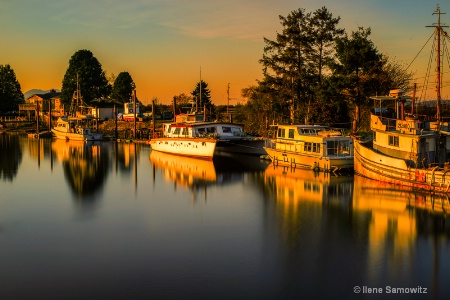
[354,7,450,194]
[151,111,266,157]
[52,116,103,141]
[51,75,102,141]
[263,124,354,172]
[354,90,450,193]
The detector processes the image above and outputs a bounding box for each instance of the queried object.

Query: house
[19,89,64,118]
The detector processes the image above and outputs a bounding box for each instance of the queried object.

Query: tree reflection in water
[52,140,110,198]
[0,135,22,181]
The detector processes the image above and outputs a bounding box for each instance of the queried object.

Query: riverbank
[0,119,162,140]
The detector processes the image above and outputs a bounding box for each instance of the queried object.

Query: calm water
[1,135,449,299]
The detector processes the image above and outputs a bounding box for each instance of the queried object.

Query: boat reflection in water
[264,163,354,206]
[149,150,270,200]
[150,150,217,189]
[51,139,110,198]
[353,175,450,295]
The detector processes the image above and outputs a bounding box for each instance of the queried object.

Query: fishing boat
[354,6,450,193]
[51,76,102,141]
[52,116,103,141]
[263,124,354,172]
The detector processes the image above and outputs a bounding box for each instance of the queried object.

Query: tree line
[1,6,413,134]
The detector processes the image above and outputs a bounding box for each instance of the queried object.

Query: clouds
[12,0,280,41]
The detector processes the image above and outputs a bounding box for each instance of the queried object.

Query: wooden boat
[354,7,450,194]
[354,89,450,193]
[263,124,354,172]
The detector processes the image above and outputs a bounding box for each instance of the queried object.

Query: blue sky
[1,0,448,104]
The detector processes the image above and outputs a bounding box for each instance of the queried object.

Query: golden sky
[1,1,448,104]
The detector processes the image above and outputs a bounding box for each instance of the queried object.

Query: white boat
[52,116,103,141]
[263,124,354,172]
[354,7,450,194]
[52,75,103,141]
[150,119,217,159]
[157,112,266,156]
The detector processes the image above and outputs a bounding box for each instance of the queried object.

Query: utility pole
[227,83,230,121]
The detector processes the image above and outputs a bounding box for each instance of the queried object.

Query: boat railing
[375,115,398,131]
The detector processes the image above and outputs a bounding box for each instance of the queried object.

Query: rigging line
[406,31,435,71]
[420,37,436,104]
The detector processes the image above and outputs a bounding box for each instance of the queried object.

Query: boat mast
[427,5,448,123]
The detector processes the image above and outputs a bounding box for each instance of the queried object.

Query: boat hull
[215,138,267,156]
[52,129,103,141]
[354,139,450,194]
[150,137,216,159]
[264,147,353,172]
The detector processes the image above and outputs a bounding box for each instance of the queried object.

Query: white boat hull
[52,129,103,141]
[264,147,353,172]
[150,137,216,159]
[354,139,450,194]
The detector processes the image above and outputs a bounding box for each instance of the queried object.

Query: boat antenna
[426,4,448,123]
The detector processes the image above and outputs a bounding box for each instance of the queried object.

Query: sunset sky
[1,0,448,105]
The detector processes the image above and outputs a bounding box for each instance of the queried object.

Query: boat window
[181,128,188,136]
[312,143,321,153]
[288,129,295,139]
[231,127,242,133]
[304,142,321,153]
[388,135,399,147]
[278,128,285,138]
[327,140,351,156]
[338,140,350,155]
[206,127,216,134]
[327,141,336,155]
[222,126,231,133]
[304,142,312,152]
[173,128,181,135]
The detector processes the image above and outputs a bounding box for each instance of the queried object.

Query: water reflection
[264,164,354,205]
[149,151,270,201]
[51,139,111,198]
[150,150,217,189]
[353,175,450,296]
[0,135,22,181]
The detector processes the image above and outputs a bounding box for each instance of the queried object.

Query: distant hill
[24,89,61,99]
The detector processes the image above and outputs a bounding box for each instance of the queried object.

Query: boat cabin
[369,90,450,168]
[162,122,245,139]
[270,125,353,157]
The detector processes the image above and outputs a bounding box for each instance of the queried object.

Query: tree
[259,7,344,124]
[0,64,24,113]
[173,93,194,112]
[111,72,135,103]
[191,80,212,109]
[60,50,111,107]
[331,27,383,132]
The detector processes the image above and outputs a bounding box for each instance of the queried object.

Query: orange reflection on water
[150,150,217,189]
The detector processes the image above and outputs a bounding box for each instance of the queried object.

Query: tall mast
[428,5,448,123]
